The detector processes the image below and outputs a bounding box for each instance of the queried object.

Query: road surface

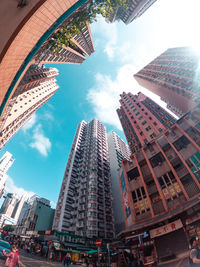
[0,253,80,267]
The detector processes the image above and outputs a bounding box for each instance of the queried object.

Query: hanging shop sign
[26,230,38,236]
[120,172,131,219]
[53,241,61,250]
[150,219,183,238]
[186,212,200,225]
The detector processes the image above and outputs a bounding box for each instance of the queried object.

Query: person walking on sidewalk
[65,253,71,267]
[3,245,20,267]
[189,236,200,266]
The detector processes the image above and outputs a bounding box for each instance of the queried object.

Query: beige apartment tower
[0,64,59,149]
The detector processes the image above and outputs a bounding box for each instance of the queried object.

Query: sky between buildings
[0,0,200,207]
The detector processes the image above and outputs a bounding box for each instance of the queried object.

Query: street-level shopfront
[124,232,156,266]
[121,219,188,266]
[183,201,200,235]
[149,219,188,262]
[119,200,200,265]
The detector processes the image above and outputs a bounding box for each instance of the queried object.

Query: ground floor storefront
[118,200,200,266]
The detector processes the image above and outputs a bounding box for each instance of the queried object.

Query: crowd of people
[3,234,200,266]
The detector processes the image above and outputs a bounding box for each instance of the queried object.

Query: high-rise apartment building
[0,193,27,227]
[53,119,114,240]
[16,195,55,235]
[0,193,18,216]
[34,22,94,65]
[107,0,157,24]
[0,64,59,150]
[117,92,176,154]
[119,104,200,262]
[107,131,130,233]
[0,152,14,197]
[134,47,200,117]
[15,200,30,235]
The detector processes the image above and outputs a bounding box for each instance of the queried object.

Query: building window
[145,126,151,131]
[149,152,165,168]
[150,133,156,139]
[173,135,190,151]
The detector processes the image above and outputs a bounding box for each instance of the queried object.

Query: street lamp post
[107,243,111,267]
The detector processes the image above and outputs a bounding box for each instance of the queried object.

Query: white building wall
[0,152,14,197]
[107,131,130,233]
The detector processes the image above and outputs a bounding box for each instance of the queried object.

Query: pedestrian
[85,257,89,267]
[132,256,138,267]
[3,245,20,267]
[63,254,66,266]
[66,253,71,267]
[189,236,200,266]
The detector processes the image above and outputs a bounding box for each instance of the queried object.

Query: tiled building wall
[0,0,78,116]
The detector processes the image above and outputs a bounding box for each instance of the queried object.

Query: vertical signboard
[120,172,131,224]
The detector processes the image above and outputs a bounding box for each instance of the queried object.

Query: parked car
[0,240,11,259]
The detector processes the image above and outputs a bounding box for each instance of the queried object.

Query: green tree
[48,0,127,52]
[3,224,15,233]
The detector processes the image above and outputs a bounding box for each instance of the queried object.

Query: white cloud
[21,113,37,132]
[91,17,118,60]
[42,111,54,121]
[87,64,174,129]
[5,176,34,198]
[50,201,56,209]
[87,64,140,129]
[30,124,51,157]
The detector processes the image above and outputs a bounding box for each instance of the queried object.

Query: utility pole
[107,243,111,267]
[98,246,100,267]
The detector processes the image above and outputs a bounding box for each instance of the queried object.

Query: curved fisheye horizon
[2,0,200,199]
[0,0,199,209]
[0,0,200,265]
[0,0,199,205]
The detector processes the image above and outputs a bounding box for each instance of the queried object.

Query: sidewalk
[158,251,189,267]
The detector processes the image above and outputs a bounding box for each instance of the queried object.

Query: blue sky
[1,0,200,207]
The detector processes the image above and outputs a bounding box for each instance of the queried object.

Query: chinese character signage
[120,172,131,218]
[149,219,183,238]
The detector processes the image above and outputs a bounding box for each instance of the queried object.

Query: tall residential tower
[0,64,59,149]
[0,152,14,197]
[134,47,200,117]
[34,22,94,65]
[53,119,114,240]
[117,92,176,154]
[107,0,157,24]
[119,104,200,262]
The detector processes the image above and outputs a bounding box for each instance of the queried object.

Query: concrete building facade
[34,22,94,65]
[0,0,81,111]
[107,130,130,234]
[53,119,114,240]
[0,193,27,227]
[15,200,30,235]
[0,64,59,150]
[0,152,14,197]
[119,104,200,263]
[134,47,200,117]
[107,0,157,24]
[16,195,55,235]
[117,92,176,154]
